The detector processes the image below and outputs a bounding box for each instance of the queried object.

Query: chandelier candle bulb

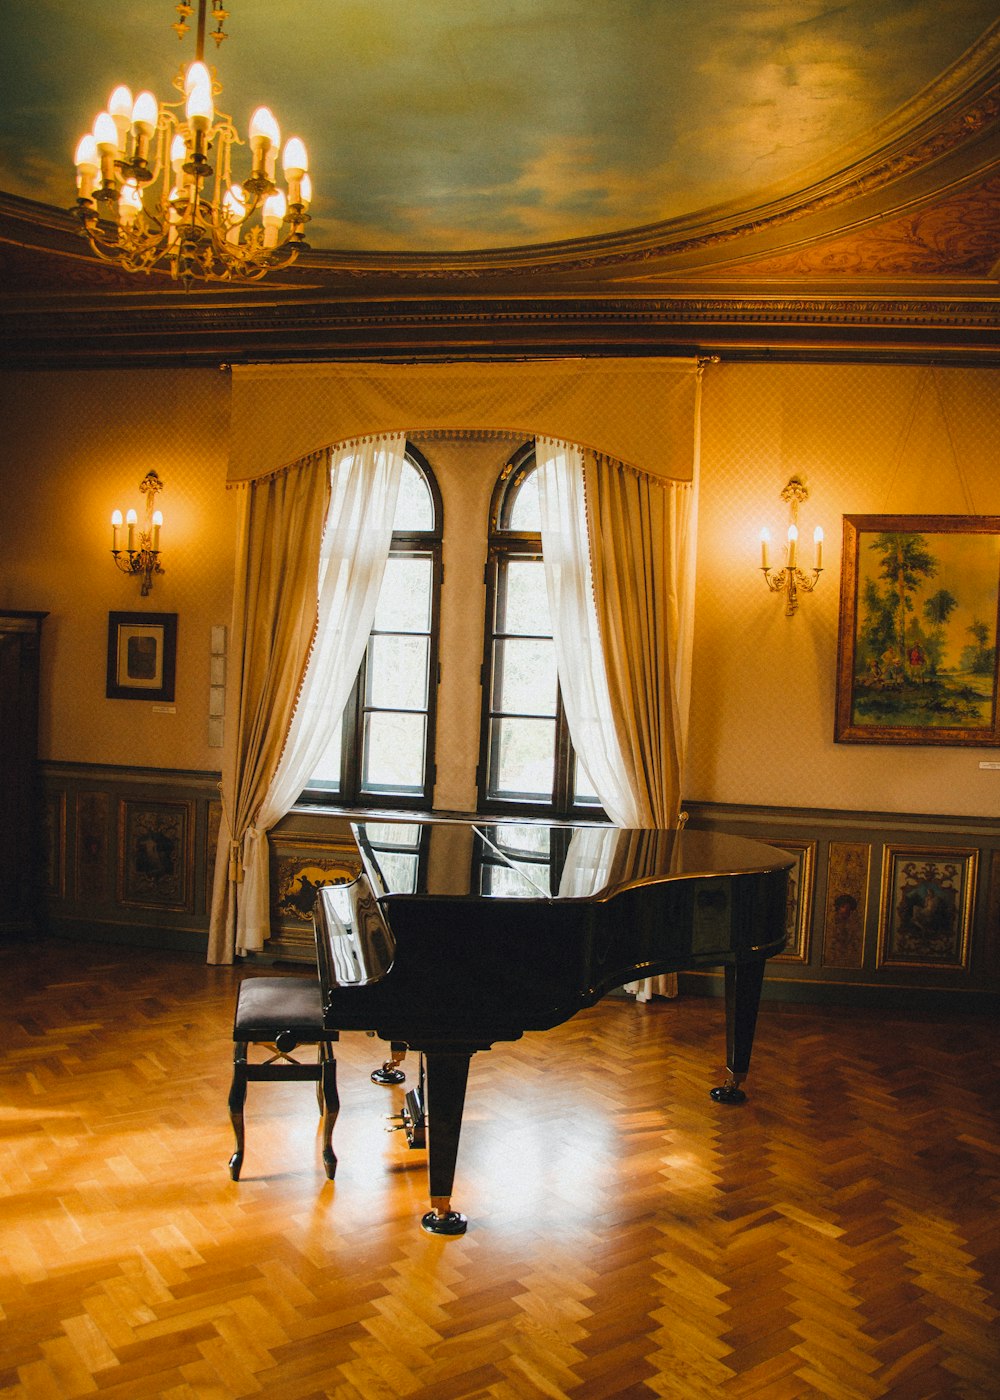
[760,528,770,570]
[814,526,824,570]
[249,107,281,185]
[131,91,159,168]
[93,111,119,185]
[787,523,798,568]
[185,79,213,130]
[126,509,137,551]
[282,137,308,206]
[111,510,122,551]
[131,91,158,135]
[119,181,142,225]
[74,135,99,199]
[262,191,287,248]
[151,511,163,551]
[108,86,134,148]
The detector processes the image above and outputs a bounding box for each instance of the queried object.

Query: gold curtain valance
[227,357,702,484]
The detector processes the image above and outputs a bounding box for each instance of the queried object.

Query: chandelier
[72,1,311,283]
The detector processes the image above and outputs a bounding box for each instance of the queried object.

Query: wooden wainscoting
[38,770,1000,1008]
[685,802,1000,1010]
[38,766,361,959]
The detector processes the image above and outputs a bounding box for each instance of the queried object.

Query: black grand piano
[314,819,793,1235]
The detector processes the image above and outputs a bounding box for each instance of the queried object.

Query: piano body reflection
[314,820,793,1235]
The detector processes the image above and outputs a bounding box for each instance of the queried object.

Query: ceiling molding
[1,19,998,370]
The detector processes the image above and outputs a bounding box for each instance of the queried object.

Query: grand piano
[314,819,793,1235]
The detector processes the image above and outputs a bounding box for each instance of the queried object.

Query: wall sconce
[759,475,823,617]
[111,470,164,595]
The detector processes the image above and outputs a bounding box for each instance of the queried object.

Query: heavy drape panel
[208,436,405,963]
[586,447,698,1001]
[208,454,332,963]
[535,430,700,1001]
[584,448,696,829]
[227,359,702,486]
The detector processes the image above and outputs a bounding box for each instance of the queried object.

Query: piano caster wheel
[421,1209,468,1236]
[371,1065,406,1085]
[710,1080,747,1105]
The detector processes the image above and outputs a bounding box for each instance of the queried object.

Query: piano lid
[352,820,794,904]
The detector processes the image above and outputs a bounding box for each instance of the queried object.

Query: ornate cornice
[3,290,997,369]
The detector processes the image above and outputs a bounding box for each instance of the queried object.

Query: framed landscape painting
[835,515,1000,745]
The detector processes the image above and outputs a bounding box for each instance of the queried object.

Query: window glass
[499,557,550,635]
[506,468,540,530]
[394,460,434,530]
[480,449,603,818]
[374,555,432,632]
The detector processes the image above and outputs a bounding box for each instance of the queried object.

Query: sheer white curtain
[209,435,405,962]
[535,439,638,826]
[536,437,698,999]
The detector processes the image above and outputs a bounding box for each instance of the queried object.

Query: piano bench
[228,976,339,1182]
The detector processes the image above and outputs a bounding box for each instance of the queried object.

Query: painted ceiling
[2,0,998,255]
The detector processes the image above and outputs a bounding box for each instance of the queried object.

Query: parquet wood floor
[1,937,997,1399]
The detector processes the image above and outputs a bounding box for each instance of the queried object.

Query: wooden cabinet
[0,611,46,934]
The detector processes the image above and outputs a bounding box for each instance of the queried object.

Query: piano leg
[421,1049,473,1236]
[710,959,766,1105]
[319,1040,339,1179]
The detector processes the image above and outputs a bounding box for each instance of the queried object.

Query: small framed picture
[772,839,816,963]
[106,612,177,701]
[877,845,978,971]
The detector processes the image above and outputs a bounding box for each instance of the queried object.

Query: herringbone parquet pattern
[1,937,997,1399]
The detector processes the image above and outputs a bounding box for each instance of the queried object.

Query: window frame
[306,444,443,811]
[477,444,601,820]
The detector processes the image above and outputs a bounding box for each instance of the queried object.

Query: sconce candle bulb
[760,475,823,616]
[111,470,165,595]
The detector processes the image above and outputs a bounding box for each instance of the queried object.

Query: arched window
[307,446,442,807]
[478,444,600,817]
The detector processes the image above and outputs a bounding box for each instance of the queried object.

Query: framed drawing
[106,612,177,701]
[772,839,815,963]
[835,515,1000,745]
[877,845,977,971]
[118,798,194,911]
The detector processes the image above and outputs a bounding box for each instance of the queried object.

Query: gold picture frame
[877,845,977,971]
[772,839,815,963]
[836,515,1000,745]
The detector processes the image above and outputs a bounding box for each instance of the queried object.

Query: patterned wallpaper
[2,361,998,818]
[687,362,1000,817]
[0,367,236,772]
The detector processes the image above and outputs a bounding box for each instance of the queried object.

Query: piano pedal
[385,1087,426,1149]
